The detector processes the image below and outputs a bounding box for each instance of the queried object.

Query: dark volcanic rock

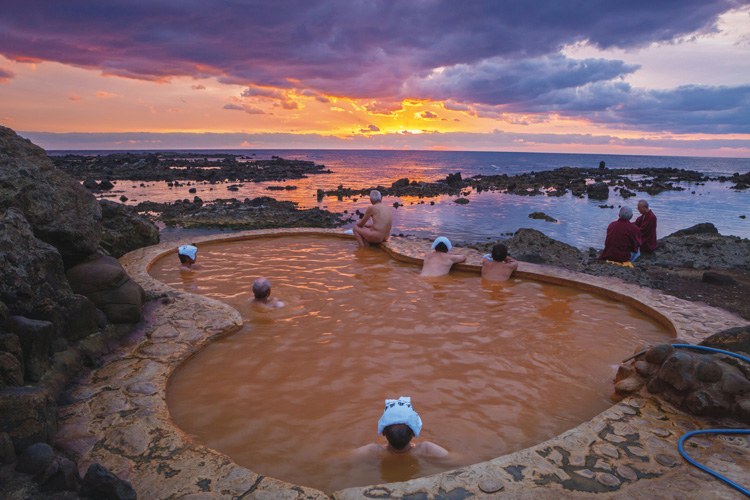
[66,255,146,324]
[0,351,24,389]
[98,200,159,258]
[701,271,739,286]
[493,228,583,269]
[38,455,78,492]
[528,211,557,222]
[700,326,750,354]
[0,209,73,311]
[0,126,101,265]
[15,442,55,475]
[587,182,609,200]
[0,387,57,452]
[81,463,137,500]
[6,316,55,382]
[669,223,719,237]
[653,225,750,270]
[658,352,695,391]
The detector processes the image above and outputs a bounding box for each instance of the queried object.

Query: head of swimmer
[491,243,508,262]
[253,278,272,301]
[369,189,382,204]
[178,248,197,267]
[434,241,449,253]
[383,423,414,451]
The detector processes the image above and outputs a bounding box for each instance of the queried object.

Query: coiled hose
[627,344,750,497]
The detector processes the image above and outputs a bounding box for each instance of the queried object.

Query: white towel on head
[431,236,452,251]
[178,245,198,260]
[377,396,422,437]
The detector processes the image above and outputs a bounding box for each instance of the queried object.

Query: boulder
[98,199,159,258]
[658,352,695,391]
[653,227,750,270]
[66,254,146,324]
[700,326,750,354]
[587,182,609,200]
[668,223,719,237]
[701,271,739,286]
[501,228,584,269]
[0,387,57,452]
[0,126,101,265]
[0,351,24,389]
[81,463,137,500]
[38,455,79,492]
[0,431,15,464]
[16,442,55,475]
[6,316,55,381]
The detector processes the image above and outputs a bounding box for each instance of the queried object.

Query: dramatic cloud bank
[2,0,749,148]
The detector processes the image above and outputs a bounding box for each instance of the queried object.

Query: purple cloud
[1,1,746,134]
[0,66,15,82]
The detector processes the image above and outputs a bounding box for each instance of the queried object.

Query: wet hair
[434,242,448,252]
[178,254,188,264]
[619,206,633,220]
[491,243,508,262]
[383,424,414,451]
[253,278,271,300]
[638,199,649,208]
[370,190,382,202]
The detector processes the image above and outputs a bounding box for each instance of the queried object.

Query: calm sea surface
[50,149,750,249]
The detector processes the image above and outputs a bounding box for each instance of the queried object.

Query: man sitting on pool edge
[420,237,466,277]
[481,243,518,281]
[352,190,393,246]
[355,397,448,457]
[251,278,285,309]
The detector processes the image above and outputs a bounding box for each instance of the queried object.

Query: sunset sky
[1,1,749,156]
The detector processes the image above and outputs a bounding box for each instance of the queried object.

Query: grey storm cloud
[1,0,747,133]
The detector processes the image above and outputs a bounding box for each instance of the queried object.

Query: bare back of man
[481,257,518,281]
[354,200,393,246]
[353,441,449,458]
[420,251,466,277]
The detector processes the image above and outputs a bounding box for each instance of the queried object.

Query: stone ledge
[54,228,750,499]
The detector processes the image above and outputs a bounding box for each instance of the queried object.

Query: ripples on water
[58,149,750,248]
[153,236,670,492]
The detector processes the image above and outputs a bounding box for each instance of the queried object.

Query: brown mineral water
[150,236,670,493]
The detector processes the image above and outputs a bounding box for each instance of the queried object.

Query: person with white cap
[355,397,448,457]
[352,190,393,246]
[177,244,198,271]
[420,237,466,277]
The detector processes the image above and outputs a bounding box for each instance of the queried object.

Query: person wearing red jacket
[599,206,642,263]
[635,200,657,252]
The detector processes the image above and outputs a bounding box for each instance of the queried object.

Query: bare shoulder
[413,441,449,457]
[352,443,384,458]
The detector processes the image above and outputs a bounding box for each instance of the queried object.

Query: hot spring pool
[149,236,671,493]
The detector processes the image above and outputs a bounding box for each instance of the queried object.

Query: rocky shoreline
[2,127,750,498]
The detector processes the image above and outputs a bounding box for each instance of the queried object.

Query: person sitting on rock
[420,237,466,276]
[599,207,642,263]
[481,243,518,281]
[353,190,393,246]
[178,244,198,270]
[354,397,448,457]
[251,278,284,309]
[635,199,657,253]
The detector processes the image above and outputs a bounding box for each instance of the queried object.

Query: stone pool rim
[56,228,750,500]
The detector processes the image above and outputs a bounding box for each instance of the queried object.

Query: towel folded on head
[178,245,198,260]
[431,236,452,251]
[377,396,422,437]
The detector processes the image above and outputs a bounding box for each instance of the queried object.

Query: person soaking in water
[355,397,448,457]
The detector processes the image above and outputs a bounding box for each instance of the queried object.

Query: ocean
[49,149,750,249]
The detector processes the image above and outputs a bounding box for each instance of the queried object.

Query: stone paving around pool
[54,228,750,499]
